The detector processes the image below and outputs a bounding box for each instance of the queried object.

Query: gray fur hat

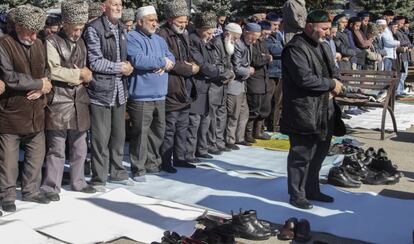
[62,0,89,25]
[88,2,103,20]
[121,8,135,23]
[14,5,46,32]
[164,0,189,19]
[193,11,216,29]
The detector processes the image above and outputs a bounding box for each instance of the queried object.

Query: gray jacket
[228,38,251,96]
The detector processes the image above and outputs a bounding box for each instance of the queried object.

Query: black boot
[230,210,271,240]
[245,119,256,144]
[254,119,271,140]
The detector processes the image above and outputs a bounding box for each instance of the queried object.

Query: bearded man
[0,5,53,212]
[281,10,345,210]
[41,0,97,202]
[126,6,175,181]
[208,23,241,153]
[158,0,200,172]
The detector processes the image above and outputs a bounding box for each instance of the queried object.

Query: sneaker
[45,192,60,201]
[2,201,16,212]
[80,185,97,194]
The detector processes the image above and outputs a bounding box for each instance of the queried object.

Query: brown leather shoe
[295,219,312,242]
[277,217,297,240]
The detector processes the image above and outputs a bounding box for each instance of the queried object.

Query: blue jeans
[397,61,408,95]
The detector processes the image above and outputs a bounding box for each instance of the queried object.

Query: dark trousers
[246,93,271,119]
[128,100,165,176]
[42,130,88,193]
[287,134,332,200]
[162,108,189,165]
[208,103,227,150]
[267,78,283,131]
[0,132,45,201]
[90,103,128,185]
[186,113,210,159]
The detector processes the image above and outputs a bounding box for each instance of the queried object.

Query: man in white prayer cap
[126,5,176,182]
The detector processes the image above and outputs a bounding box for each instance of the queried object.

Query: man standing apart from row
[281,10,345,210]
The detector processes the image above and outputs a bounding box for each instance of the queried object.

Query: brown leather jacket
[45,31,90,131]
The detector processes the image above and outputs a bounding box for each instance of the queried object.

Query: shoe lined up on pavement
[278,217,311,242]
[327,147,403,188]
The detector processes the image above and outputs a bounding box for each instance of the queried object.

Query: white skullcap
[376,19,387,25]
[136,6,156,19]
[225,23,242,34]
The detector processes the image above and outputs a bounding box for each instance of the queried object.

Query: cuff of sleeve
[329,79,336,91]
[160,58,167,69]
[35,78,44,90]
[114,62,123,74]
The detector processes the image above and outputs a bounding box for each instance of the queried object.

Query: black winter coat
[281,33,345,139]
[246,39,271,95]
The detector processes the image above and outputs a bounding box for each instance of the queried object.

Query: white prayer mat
[346,102,414,131]
[0,188,204,244]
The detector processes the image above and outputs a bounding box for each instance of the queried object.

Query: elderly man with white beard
[126,6,175,181]
[207,23,241,154]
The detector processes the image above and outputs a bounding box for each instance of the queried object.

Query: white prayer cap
[136,6,157,20]
[376,19,387,26]
[225,23,242,34]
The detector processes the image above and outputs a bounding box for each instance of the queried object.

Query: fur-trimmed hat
[61,0,89,25]
[193,11,216,29]
[14,5,46,32]
[122,8,135,23]
[164,0,189,19]
[88,2,103,20]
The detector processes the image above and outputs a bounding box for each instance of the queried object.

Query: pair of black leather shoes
[278,218,311,242]
[230,210,273,240]
[328,166,362,188]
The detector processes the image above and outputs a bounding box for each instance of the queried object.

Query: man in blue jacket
[127,6,175,182]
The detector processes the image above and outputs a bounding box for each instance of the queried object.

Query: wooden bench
[336,70,399,140]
